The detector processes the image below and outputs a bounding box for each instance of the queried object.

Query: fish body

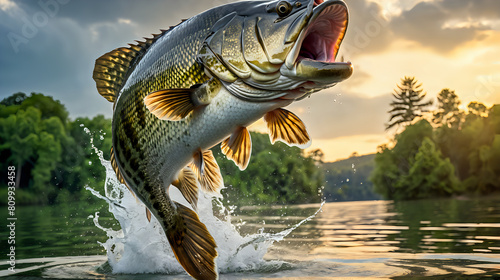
[93,0,352,279]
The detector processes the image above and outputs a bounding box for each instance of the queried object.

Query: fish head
[199,0,353,102]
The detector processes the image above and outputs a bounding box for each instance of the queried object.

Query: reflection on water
[237,197,500,255]
[235,197,500,278]
[1,196,499,278]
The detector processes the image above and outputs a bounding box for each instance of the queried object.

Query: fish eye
[276,1,293,17]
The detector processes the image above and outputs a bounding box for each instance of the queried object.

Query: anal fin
[221,127,252,170]
[172,168,199,211]
[190,150,224,194]
[167,202,218,280]
[264,108,311,148]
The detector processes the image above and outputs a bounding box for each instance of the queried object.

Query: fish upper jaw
[282,0,353,86]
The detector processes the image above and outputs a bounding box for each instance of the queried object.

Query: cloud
[389,0,500,52]
[341,0,392,57]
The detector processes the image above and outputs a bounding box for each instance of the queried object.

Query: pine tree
[386,77,433,130]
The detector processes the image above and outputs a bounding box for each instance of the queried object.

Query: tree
[215,132,324,206]
[0,92,112,205]
[467,102,487,117]
[433,89,463,128]
[20,93,69,125]
[0,107,40,189]
[371,120,434,200]
[1,92,27,106]
[386,77,433,130]
[398,137,461,199]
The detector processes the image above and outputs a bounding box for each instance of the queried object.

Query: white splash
[83,127,323,275]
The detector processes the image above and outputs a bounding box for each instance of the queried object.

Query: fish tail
[167,202,218,280]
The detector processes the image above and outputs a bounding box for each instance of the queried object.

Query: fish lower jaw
[280,58,353,86]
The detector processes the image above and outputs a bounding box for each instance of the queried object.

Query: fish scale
[94,1,352,279]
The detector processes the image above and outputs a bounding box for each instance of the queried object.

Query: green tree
[468,101,487,117]
[20,93,69,125]
[463,106,500,193]
[398,137,461,199]
[433,89,463,128]
[215,132,323,206]
[0,107,40,188]
[1,92,27,106]
[0,107,67,204]
[371,120,434,200]
[0,92,112,205]
[387,77,433,130]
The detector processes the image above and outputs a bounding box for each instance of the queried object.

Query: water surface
[1,195,499,279]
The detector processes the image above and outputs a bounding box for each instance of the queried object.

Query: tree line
[371,77,500,200]
[0,92,323,205]
[0,93,111,204]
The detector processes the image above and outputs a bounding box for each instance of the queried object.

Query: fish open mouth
[283,0,353,84]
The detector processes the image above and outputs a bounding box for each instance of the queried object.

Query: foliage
[433,89,463,128]
[1,92,323,206]
[386,77,433,130]
[398,138,461,199]
[0,92,27,106]
[215,132,324,206]
[0,93,111,205]
[371,119,436,200]
[373,80,500,200]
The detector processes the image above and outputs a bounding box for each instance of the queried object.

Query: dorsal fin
[93,22,186,103]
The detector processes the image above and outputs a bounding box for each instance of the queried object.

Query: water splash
[83,127,323,275]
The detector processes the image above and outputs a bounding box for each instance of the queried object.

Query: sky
[1,0,499,162]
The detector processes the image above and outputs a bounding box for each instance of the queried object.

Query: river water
[1,194,499,279]
[1,148,499,279]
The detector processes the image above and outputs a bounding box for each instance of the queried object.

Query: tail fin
[167,202,218,280]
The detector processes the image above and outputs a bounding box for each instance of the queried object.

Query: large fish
[93,0,352,279]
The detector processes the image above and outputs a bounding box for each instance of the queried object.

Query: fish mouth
[282,0,353,85]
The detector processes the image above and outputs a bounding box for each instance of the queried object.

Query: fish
[92,0,352,279]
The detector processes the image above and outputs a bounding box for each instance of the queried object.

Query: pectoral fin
[264,108,311,148]
[172,168,199,211]
[221,127,252,170]
[145,79,221,121]
[144,88,197,121]
[190,149,224,194]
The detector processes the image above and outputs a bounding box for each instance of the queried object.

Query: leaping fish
[93,0,352,279]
